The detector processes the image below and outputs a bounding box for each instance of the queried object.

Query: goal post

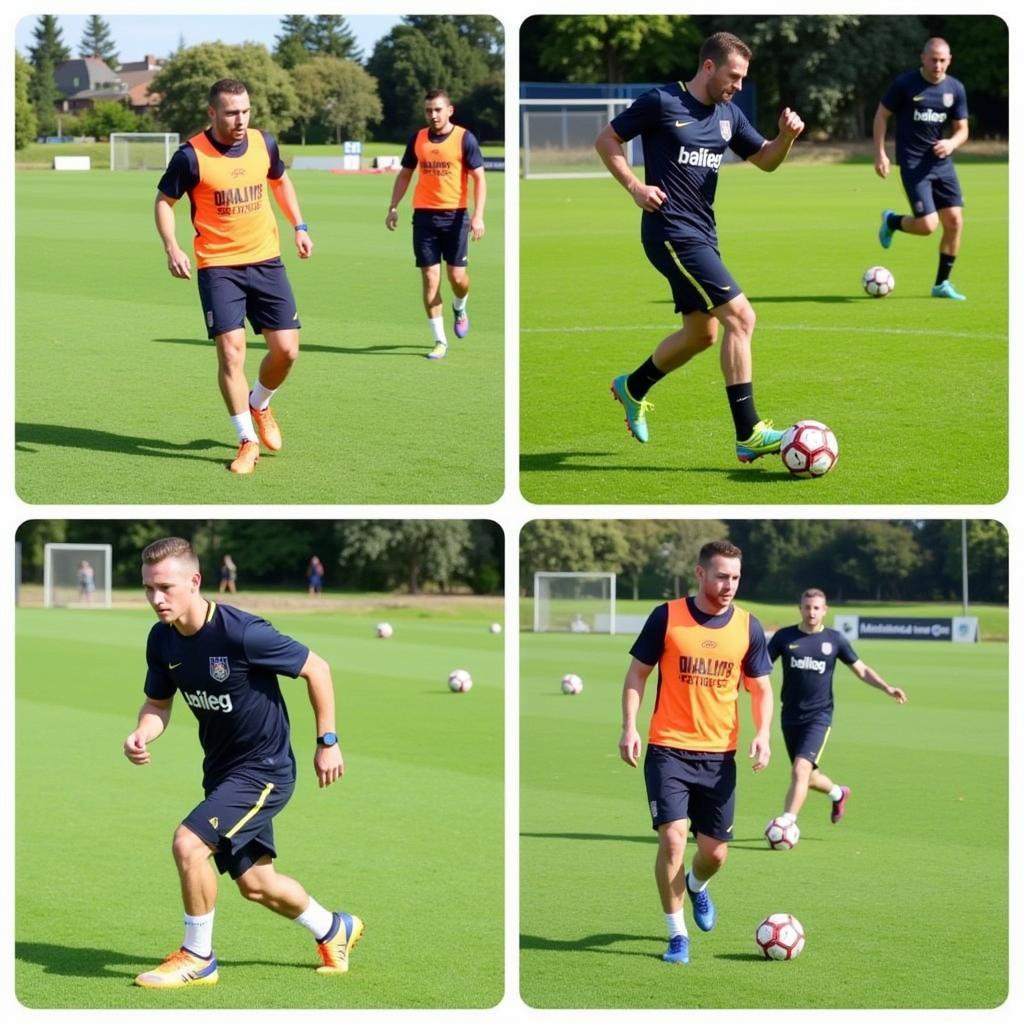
[533,571,617,633]
[521,98,635,179]
[110,132,179,170]
[44,543,113,608]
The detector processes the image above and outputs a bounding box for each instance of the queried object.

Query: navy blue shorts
[182,771,295,879]
[781,718,833,769]
[899,161,964,217]
[643,745,736,840]
[412,209,470,268]
[643,236,742,315]
[196,258,300,339]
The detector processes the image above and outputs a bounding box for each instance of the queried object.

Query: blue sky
[15,14,403,63]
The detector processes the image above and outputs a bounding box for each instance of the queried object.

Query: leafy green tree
[274,15,315,70]
[15,53,38,148]
[404,15,503,70]
[28,15,70,67]
[453,74,504,143]
[519,521,630,584]
[311,16,362,62]
[27,17,70,136]
[79,15,118,68]
[291,55,381,144]
[617,521,666,600]
[79,99,138,137]
[656,521,729,598]
[148,42,299,138]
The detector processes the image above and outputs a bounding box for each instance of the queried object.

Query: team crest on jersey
[821,642,833,655]
[209,656,230,682]
[942,93,954,108]
[719,120,732,141]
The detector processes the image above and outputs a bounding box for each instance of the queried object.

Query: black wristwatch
[317,732,338,747]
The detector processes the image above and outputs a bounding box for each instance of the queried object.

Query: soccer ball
[375,622,393,638]
[561,673,583,695]
[764,816,800,850]
[862,265,895,297]
[448,669,473,692]
[755,913,806,960]
[489,623,502,634]
[781,420,839,478]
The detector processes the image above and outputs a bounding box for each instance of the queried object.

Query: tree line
[16,520,504,595]
[521,14,1007,140]
[16,14,504,150]
[520,520,1007,604]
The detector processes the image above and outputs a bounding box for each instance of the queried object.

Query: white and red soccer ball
[375,622,393,638]
[862,266,895,297]
[764,816,801,851]
[560,673,583,695]
[755,913,806,960]
[781,420,839,478]
[448,669,473,693]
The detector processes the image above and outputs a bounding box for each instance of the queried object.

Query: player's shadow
[715,952,767,962]
[520,932,665,959]
[152,337,425,356]
[15,422,234,464]
[520,452,687,475]
[521,831,654,845]
[746,294,860,304]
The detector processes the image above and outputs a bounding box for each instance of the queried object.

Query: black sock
[726,383,760,440]
[626,357,666,401]
[935,253,956,286]
[887,212,905,233]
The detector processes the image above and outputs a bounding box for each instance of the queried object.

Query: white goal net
[521,98,635,179]
[110,132,179,170]
[534,571,617,633]
[44,543,113,608]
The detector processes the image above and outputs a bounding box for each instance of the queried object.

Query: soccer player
[596,32,804,461]
[385,89,486,360]
[874,38,969,300]
[767,589,907,829]
[124,537,363,988]
[155,79,314,475]
[619,540,773,965]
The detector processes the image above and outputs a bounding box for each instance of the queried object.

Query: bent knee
[172,825,212,864]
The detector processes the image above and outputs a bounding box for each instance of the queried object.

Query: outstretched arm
[848,660,907,703]
[300,651,344,787]
[269,173,313,258]
[124,696,173,764]
[748,107,805,172]
[619,658,653,766]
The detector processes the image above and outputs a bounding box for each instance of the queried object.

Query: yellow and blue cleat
[736,420,784,463]
[879,209,896,249]
[610,374,653,443]
[316,911,364,974]
[134,948,219,989]
[662,934,689,964]
[931,280,966,300]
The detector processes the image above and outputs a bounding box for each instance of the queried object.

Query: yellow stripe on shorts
[225,782,275,839]
[816,726,833,766]
[663,240,714,311]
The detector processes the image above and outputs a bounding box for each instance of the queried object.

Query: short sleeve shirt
[157,129,286,199]
[400,127,484,172]
[610,81,765,245]
[880,70,968,170]
[768,625,858,723]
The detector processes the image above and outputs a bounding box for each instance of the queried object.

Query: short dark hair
[698,31,752,67]
[424,88,452,105]
[142,537,199,571]
[698,540,743,567]
[209,78,249,107]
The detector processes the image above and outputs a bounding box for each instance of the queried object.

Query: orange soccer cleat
[229,439,260,474]
[134,948,219,989]
[249,405,282,452]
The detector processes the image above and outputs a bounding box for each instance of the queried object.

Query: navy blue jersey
[157,129,285,200]
[144,602,309,788]
[610,81,765,245]
[881,70,968,171]
[629,596,772,677]
[768,625,858,723]
[400,127,484,171]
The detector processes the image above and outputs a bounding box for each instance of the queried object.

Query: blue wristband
[294,223,308,232]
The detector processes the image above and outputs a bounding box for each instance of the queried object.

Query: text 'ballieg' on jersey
[768,625,858,723]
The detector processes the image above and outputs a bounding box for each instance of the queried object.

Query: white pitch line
[521,323,1005,341]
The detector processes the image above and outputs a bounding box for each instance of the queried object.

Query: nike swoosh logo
[169,662,182,670]
[913,95,925,101]
[675,120,692,127]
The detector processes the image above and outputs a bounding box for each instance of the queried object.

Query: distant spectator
[307,555,325,596]
[219,554,238,594]
[78,560,96,603]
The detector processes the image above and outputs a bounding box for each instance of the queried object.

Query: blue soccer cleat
[316,911,365,974]
[686,878,717,932]
[610,374,653,443]
[931,280,966,300]
[453,305,470,338]
[736,419,784,463]
[879,209,896,249]
[662,933,689,964]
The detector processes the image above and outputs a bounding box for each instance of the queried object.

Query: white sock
[183,911,214,958]
[686,870,708,893]
[779,812,797,825]
[230,412,258,443]
[293,897,335,941]
[249,381,277,411]
[665,910,687,938]
[429,316,447,343]
[452,294,467,312]
[829,785,844,801]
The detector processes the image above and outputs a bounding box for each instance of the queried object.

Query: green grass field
[15,604,503,1008]
[520,626,1008,1008]
[15,166,503,503]
[520,163,1007,503]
